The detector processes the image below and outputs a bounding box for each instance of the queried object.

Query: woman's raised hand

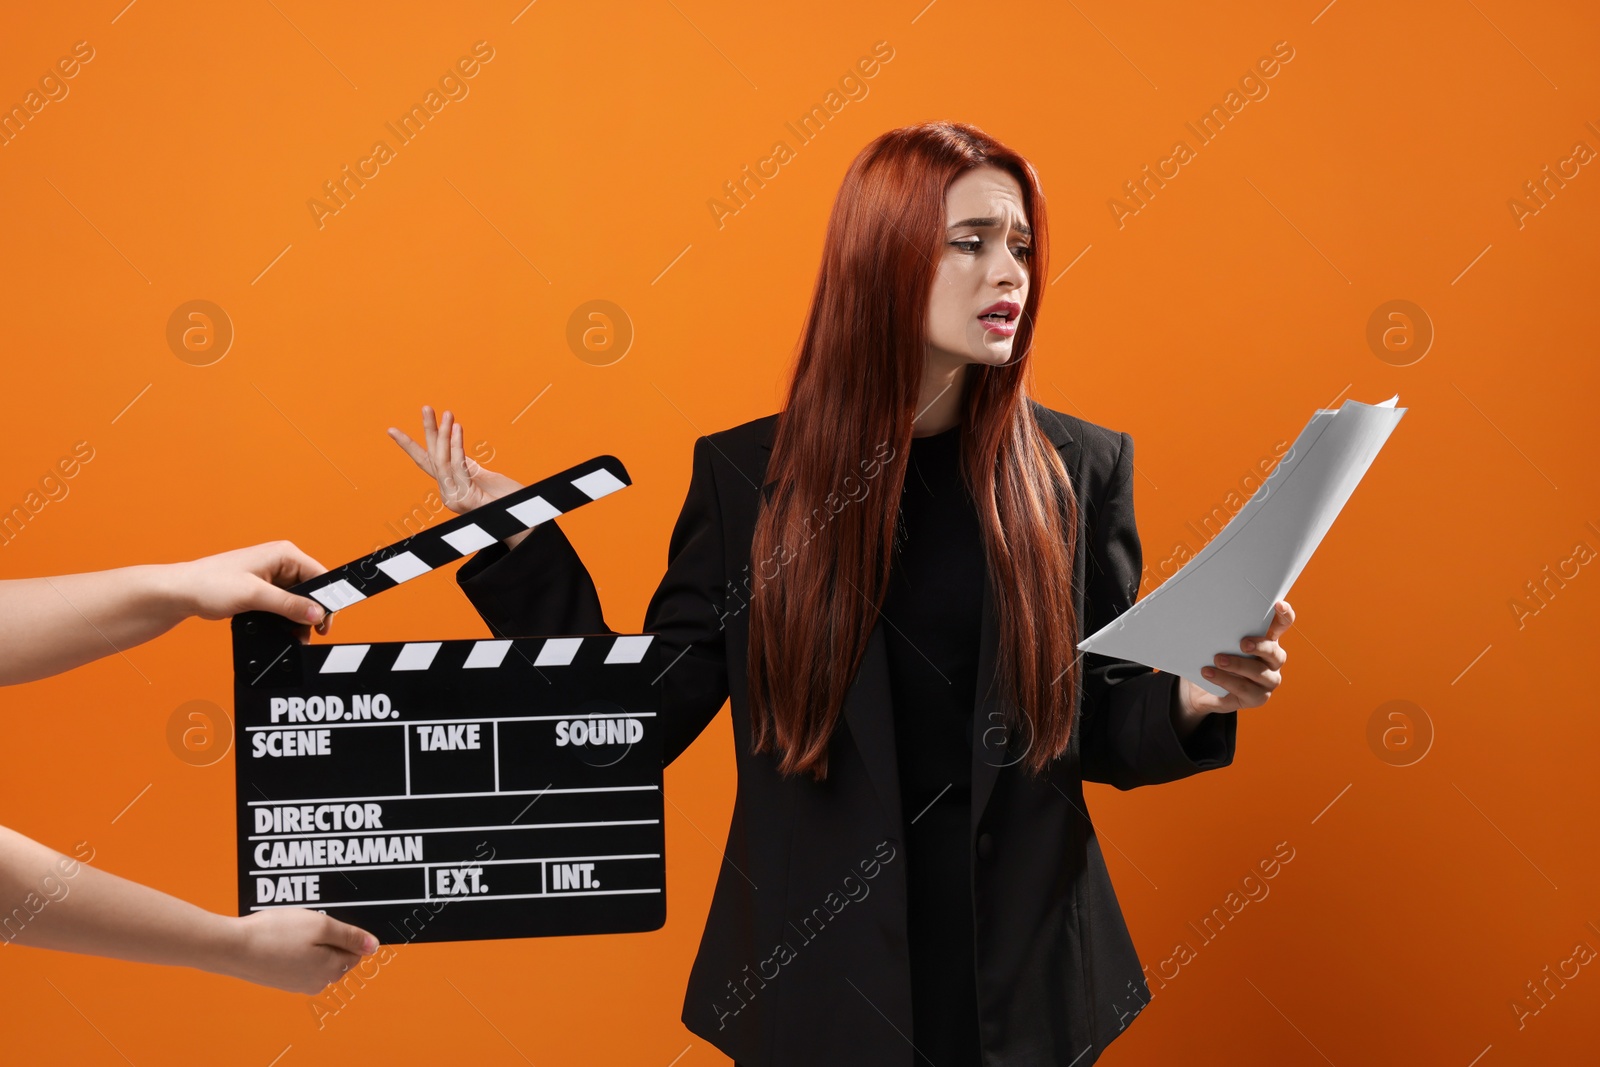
[387,405,523,516]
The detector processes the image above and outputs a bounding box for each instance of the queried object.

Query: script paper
[1077,395,1406,698]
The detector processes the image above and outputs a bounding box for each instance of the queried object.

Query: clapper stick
[231,455,666,944]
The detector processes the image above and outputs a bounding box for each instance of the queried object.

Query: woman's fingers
[430,408,450,475]
[1211,651,1280,690]
[1239,636,1287,670]
[1197,601,1294,710]
[387,427,434,473]
[449,418,467,476]
[1200,662,1272,706]
[1263,600,1295,641]
[437,410,460,484]
[421,404,439,453]
[397,404,487,513]
[1233,600,1292,668]
[436,411,463,497]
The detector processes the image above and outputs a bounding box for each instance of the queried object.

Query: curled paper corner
[1074,393,1405,698]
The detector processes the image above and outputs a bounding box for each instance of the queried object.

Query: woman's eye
[952,237,1033,261]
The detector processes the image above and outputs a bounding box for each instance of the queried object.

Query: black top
[880,424,985,1065]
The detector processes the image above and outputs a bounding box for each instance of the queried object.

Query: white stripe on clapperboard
[306,467,627,613]
[308,634,654,675]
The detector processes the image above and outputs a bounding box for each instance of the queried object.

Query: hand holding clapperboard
[231,455,666,945]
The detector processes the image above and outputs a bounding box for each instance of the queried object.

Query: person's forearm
[0,565,189,685]
[0,825,238,975]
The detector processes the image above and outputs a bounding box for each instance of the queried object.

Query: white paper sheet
[1077,395,1407,698]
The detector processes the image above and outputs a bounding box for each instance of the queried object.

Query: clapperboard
[230,456,665,944]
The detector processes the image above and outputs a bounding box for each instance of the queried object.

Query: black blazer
[454,399,1237,1066]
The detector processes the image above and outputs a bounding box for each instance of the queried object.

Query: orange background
[3,1,1598,1063]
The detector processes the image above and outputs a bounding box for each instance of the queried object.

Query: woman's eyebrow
[947,216,1033,238]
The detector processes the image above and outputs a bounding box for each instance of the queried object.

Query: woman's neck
[913,360,968,437]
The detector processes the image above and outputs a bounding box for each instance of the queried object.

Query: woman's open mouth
[977,301,1020,337]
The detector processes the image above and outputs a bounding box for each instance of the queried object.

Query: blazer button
[976,833,993,859]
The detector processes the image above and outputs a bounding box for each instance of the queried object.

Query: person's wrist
[142,562,201,627]
[1175,677,1212,722]
[194,911,249,980]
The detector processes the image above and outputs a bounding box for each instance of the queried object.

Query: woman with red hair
[391,121,1293,1066]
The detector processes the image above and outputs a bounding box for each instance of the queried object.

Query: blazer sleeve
[454,436,732,766]
[1077,430,1238,790]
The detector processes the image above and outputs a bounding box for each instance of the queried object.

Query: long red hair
[747,121,1080,779]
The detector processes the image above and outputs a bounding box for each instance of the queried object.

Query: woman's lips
[977,301,1019,338]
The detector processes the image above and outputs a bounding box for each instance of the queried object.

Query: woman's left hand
[1180,599,1294,715]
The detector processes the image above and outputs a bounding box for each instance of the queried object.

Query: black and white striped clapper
[231,455,665,944]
